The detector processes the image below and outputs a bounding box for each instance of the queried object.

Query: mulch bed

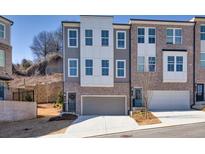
[48,113,78,121]
[132,110,161,125]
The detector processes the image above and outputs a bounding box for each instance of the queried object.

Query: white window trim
[176,56,183,72]
[68,58,78,77]
[200,25,205,40]
[101,30,109,46]
[101,60,109,76]
[137,56,145,72]
[200,51,205,67]
[68,29,78,48]
[116,60,126,78]
[166,28,182,45]
[167,56,185,72]
[137,27,145,44]
[116,31,126,49]
[85,59,93,76]
[148,56,156,72]
[148,27,156,44]
[0,50,5,67]
[0,23,5,39]
[85,29,93,46]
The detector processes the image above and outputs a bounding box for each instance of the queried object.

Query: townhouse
[0,16,13,100]
[62,16,130,115]
[62,15,205,115]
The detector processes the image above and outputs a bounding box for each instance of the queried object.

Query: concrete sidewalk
[44,110,205,138]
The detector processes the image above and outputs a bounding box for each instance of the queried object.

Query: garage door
[149,91,190,110]
[82,96,126,115]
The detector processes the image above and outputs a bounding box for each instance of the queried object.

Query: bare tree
[141,72,155,119]
[30,27,62,61]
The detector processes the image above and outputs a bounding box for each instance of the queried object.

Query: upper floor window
[167,56,175,72]
[116,60,126,78]
[137,56,145,72]
[0,23,5,39]
[116,31,126,49]
[68,58,78,77]
[166,28,182,45]
[137,28,145,43]
[176,56,183,72]
[101,30,109,46]
[101,60,109,76]
[68,29,78,48]
[148,57,156,72]
[148,28,156,44]
[0,50,5,67]
[200,52,205,68]
[85,29,93,46]
[200,25,205,40]
[85,59,93,76]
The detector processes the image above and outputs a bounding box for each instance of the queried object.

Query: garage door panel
[149,91,190,111]
[82,96,126,115]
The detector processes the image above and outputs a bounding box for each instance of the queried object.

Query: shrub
[54,91,63,108]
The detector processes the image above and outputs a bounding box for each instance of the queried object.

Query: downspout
[129,25,132,114]
[62,22,65,112]
[191,22,196,108]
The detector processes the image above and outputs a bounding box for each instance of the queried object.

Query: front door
[133,88,143,107]
[196,84,204,102]
[0,82,4,100]
[68,93,76,112]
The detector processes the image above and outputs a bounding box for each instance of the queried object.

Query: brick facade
[130,23,194,106]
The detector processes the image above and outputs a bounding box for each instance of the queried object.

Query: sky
[5,15,196,64]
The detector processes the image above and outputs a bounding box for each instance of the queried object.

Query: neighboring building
[62,15,205,115]
[192,17,205,103]
[0,16,13,100]
[130,19,194,111]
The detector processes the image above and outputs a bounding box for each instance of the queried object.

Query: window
[116,60,126,78]
[0,23,5,39]
[148,28,156,44]
[200,52,205,67]
[148,57,156,72]
[85,29,93,46]
[101,30,109,46]
[116,31,126,49]
[0,50,5,67]
[176,56,183,72]
[68,29,78,47]
[167,56,175,72]
[201,25,205,40]
[137,28,145,43]
[68,59,78,77]
[166,28,182,45]
[85,59,93,76]
[101,60,109,76]
[137,56,145,72]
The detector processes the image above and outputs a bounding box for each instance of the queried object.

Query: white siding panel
[80,16,114,87]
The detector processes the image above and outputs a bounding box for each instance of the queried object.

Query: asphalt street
[94,122,205,138]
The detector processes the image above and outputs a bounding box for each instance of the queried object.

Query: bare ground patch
[0,103,74,138]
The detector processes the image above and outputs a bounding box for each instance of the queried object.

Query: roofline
[129,18,194,24]
[0,16,13,25]
[61,21,80,24]
[80,15,113,18]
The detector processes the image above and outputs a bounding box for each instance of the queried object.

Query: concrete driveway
[64,116,139,138]
[152,110,205,126]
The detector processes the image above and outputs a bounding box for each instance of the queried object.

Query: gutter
[191,22,196,109]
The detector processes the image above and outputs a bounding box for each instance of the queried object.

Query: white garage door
[149,91,190,110]
[81,96,126,115]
